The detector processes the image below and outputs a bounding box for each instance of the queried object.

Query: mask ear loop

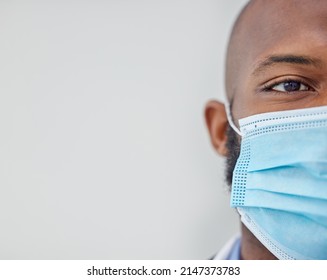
[224,102,242,136]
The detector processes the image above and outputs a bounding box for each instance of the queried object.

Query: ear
[204,100,228,156]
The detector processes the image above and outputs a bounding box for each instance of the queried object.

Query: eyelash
[262,78,313,93]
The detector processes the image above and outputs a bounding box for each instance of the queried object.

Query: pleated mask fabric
[230,105,327,259]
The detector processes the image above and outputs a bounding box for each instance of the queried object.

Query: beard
[225,124,241,190]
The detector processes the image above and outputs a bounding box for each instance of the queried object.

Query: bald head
[225,0,327,115]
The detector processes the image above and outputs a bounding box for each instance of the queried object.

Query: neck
[240,224,278,260]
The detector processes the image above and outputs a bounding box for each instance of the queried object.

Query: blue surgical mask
[227,104,327,260]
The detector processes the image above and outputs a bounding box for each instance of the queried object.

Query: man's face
[204,0,327,259]
[210,0,327,187]
[230,0,327,122]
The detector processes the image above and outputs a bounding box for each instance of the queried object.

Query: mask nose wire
[224,102,242,136]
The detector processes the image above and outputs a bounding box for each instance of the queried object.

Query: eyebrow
[251,55,323,76]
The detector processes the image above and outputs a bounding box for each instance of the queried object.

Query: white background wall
[0,0,248,259]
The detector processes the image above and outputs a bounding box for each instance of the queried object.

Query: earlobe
[204,100,229,156]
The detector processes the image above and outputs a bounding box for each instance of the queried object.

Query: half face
[231,0,327,124]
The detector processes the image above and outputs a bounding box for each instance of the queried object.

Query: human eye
[262,78,313,94]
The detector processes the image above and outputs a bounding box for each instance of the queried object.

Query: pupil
[284,81,300,91]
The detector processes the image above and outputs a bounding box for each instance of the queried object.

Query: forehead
[242,0,327,70]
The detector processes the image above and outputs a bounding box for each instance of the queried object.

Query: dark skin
[205,0,327,260]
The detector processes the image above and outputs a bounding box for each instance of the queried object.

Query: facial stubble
[225,124,241,189]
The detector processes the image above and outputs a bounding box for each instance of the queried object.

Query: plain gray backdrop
[0,0,248,259]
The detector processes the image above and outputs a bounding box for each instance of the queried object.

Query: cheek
[232,92,259,121]
[231,69,263,120]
